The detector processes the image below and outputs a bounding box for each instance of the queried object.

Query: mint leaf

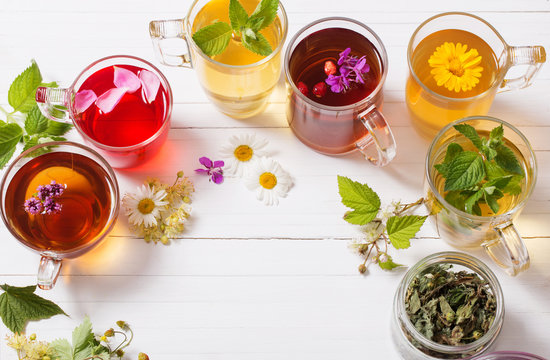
[495,145,524,175]
[46,120,72,136]
[248,0,278,31]
[229,0,249,32]
[50,338,73,360]
[486,175,512,190]
[386,215,427,249]
[502,175,523,195]
[72,316,94,360]
[0,123,24,156]
[484,191,500,214]
[192,22,232,57]
[0,284,67,334]
[444,151,485,191]
[378,255,403,270]
[25,106,49,135]
[444,191,467,211]
[0,146,16,168]
[464,190,483,215]
[8,60,43,113]
[484,160,506,180]
[242,31,272,56]
[337,176,380,224]
[454,124,482,150]
[436,143,463,177]
[490,124,504,144]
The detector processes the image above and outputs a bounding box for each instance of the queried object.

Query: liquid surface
[5,152,113,252]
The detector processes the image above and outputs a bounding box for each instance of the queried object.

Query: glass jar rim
[473,351,548,360]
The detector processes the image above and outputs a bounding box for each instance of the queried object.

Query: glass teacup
[407,12,546,138]
[0,142,120,289]
[149,0,288,119]
[424,116,537,276]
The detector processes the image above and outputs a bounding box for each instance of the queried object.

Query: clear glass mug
[407,12,546,138]
[424,116,537,276]
[284,17,396,167]
[149,0,288,119]
[0,142,120,289]
[35,55,173,168]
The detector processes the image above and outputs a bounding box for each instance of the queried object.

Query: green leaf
[46,120,72,136]
[229,0,249,32]
[248,0,278,31]
[502,175,523,195]
[495,144,524,175]
[484,160,506,180]
[343,210,376,225]
[337,176,380,224]
[72,316,94,360]
[192,22,233,57]
[490,124,504,144]
[386,215,427,249]
[50,338,73,360]
[464,190,483,214]
[454,123,482,150]
[378,255,403,270]
[435,143,463,177]
[444,191,467,211]
[0,284,67,334]
[486,175,512,191]
[484,191,500,214]
[8,60,43,113]
[242,31,272,56]
[444,151,485,191]
[0,145,16,168]
[0,123,24,156]
[25,106,49,135]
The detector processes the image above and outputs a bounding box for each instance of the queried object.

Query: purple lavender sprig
[24,181,66,215]
[325,48,371,93]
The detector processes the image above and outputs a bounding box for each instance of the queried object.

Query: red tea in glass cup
[285,17,396,166]
[35,55,173,168]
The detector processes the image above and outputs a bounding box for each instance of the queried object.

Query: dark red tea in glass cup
[35,55,173,168]
[285,17,396,166]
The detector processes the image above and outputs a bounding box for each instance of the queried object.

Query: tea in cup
[0,142,120,289]
[407,12,546,137]
[35,55,173,168]
[284,17,396,166]
[149,0,288,119]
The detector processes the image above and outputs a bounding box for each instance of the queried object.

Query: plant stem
[398,198,425,214]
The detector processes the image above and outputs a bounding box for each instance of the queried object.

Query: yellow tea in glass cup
[149,0,288,119]
[407,12,546,138]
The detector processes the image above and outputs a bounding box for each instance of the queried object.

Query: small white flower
[123,184,169,227]
[220,134,269,176]
[243,157,292,206]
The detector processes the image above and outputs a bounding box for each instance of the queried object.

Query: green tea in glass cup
[424,116,537,276]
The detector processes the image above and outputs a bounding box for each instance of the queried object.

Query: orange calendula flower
[428,42,483,93]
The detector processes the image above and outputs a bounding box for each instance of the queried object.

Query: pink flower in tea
[24,197,43,215]
[43,198,62,214]
[74,89,97,113]
[139,70,161,103]
[96,87,128,113]
[325,47,370,94]
[113,66,141,93]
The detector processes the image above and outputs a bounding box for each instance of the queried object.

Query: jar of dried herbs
[391,252,504,360]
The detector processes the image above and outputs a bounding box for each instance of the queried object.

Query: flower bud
[473,330,483,340]
[446,312,455,323]
[29,333,36,341]
[138,352,150,360]
[116,349,125,357]
[100,335,107,342]
[43,356,51,360]
[116,320,128,330]
[177,171,184,178]
[161,235,170,245]
[358,264,367,274]
[104,328,115,337]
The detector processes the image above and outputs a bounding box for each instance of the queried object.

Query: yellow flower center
[448,58,464,77]
[234,145,253,162]
[259,172,277,189]
[138,198,155,214]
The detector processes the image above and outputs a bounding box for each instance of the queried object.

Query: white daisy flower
[123,184,169,227]
[219,134,269,176]
[243,157,293,206]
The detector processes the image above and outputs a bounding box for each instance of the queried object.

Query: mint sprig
[436,123,525,216]
[192,0,278,57]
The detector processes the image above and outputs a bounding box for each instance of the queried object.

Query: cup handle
[149,19,193,68]
[35,87,72,123]
[37,256,62,290]
[498,45,546,92]
[355,105,397,167]
[484,222,530,276]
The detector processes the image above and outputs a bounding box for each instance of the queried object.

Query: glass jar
[473,352,547,360]
[391,252,505,359]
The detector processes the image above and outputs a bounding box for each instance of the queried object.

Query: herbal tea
[4,152,113,252]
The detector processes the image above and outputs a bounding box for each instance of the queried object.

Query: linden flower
[123,184,169,227]
[243,157,292,206]
[428,42,483,93]
[220,134,269,176]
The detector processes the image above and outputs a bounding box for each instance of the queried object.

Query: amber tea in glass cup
[0,142,120,289]
[424,116,537,276]
[407,12,546,138]
[285,17,396,166]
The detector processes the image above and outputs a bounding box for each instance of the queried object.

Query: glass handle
[149,19,193,68]
[484,222,530,276]
[355,105,396,167]
[37,256,62,290]
[35,87,72,123]
[499,45,546,92]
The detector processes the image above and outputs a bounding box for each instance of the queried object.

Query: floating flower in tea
[325,47,371,93]
[24,180,66,215]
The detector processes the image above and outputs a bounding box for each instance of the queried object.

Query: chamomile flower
[123,184,168,227]
[243,157,292,206]
[220,134,269,176]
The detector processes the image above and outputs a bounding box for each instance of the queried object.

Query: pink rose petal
[139,70,161,103]
[113,66,141,93]
[96,87,128,114]
[74,89,97,113]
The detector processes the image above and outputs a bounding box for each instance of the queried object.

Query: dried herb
[405,264,496,346]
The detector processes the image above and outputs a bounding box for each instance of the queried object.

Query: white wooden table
[1,1,550,359]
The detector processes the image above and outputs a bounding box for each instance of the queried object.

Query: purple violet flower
[43,198,62,214]
[195,156,224,184]
[48,180,65,197]
[326,48,371,93]
[24,197,43,215]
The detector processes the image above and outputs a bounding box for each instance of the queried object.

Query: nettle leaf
[0,284,67,334]
[192,22,233,57]
[8,60,43,113]
[25,105,49,135]
[0,146,16,168]
[242,31,272,56]
[378,255,403,270]
[0,123,24,156]
[337,176,380,224]
[46,120,72,136]
[50,338,73,360]
[72,316,94,360]
[386,215,427,249]
[248,0,278,31]
[444,151,485,191]
[229,0,250,32]
[454,123,482,150]
[495,145,524,175]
